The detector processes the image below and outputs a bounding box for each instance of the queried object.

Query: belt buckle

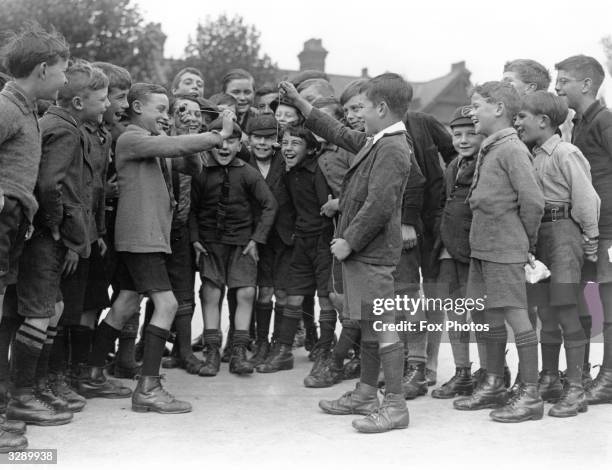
[551,207,558,222]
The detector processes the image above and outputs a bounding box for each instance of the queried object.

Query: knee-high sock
[141,324,170,376]
[88,321,121,368]
[12,319,48,389]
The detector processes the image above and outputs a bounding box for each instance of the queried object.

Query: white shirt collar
[372,121,407,145]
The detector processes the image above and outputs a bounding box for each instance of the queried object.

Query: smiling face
[343,94,366,131]
[281,132,311,170]
[360,95,385,135]
[135,93,170,135]
[274,104,300,130]
[249,134,275,161]
[172,98,202,134]
[451,124,483,158]
[102,86,129,126]
[469,93,500,136]
[555,70,585,111]
[255,92,277,115]
[173,72,204,97]
[502,71,532,97]
[81,87,110,124]
[225,78,254,115]
[514,108,545,146]
[211,136,241,166]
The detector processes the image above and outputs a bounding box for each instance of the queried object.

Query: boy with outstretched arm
[280,73,413,433]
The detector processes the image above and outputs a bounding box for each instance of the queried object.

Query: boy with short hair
[77,83,235,414]
[280,73,414,433]
[339,79,367,132]
[0,22,69,452]
[503,59,551,96]
[453,81,545,423]
[555,55,612,404]
[209,93,238,115]
[190,118,277,376]
[254,85,277,115]
[171,67,204,98]
[515,90,599,417]
[271,97,303,131]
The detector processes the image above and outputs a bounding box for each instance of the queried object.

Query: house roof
[409,62,471,112]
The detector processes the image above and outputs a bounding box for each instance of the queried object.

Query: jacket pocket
[60,204,87,249]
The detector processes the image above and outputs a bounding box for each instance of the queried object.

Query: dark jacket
[248,151,295,246]
[189,157,278,246]
[36,106,94,257]
[306,108,412,266]
[438,155,476,264]
[572,100,612,238]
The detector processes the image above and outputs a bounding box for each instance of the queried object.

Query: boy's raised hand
[242,240,259,263]
[320,194,339,217]
[219,109,237,139]
[278,81,300,102]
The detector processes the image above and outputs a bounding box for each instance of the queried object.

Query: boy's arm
[248,170,278,244]
[343,144,410,253]
[173,152,204,177]
[37,127,82,232]
[424,113,457,165]
[305,108,368,155]
[504,150,545,253]
[119,131,223,161]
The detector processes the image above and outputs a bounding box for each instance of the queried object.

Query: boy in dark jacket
[280,73,413,433]
[190,118,277,377]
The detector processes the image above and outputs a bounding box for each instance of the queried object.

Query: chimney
[361,67,369,78]
[451,61,466,72]
[298,39,328,72]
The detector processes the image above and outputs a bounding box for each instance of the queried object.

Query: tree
[603,36,612,78]
[183,14,279,95]
[0,0,169,83]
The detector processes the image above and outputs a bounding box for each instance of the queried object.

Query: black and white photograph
[0,0,611,468]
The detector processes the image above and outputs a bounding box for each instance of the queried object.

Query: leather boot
[343,356,361,380]
[304,355,343,388]
[161,356,181,369]
[538,370,563,403]
[454,373,508,410]
[229,344,254,375]
[565,363,595,389]
[249,339,270,367]
[0,386,26,435]
[198,347,221,377]
[0,430,27,453]
[48,373,86,413]
[471,368,487,389]
[132,376,192,414]
[182,354,206,375]
[351,392,409,433]
[431,367,473,399]
[306,347,331,378]
[585,367,612,405]
[6,388,73,426]
[256,344,294,373]
[191,333,204,352]
[549,383,588,417]
[77,366,132,399]
[401,362,428,399]
[319,382,379,415]
[489,383,543,423]
[35,378,69,412]
[508,373,523,400]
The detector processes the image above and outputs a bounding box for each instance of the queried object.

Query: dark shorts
[286,233,332,297]
[343,259,395,322]
[257,232,292,290]
[116,251,173,295]
[531,220,583,306]
[582,237,612,284]
[467,258,527,310]
[16,229,66,318]
[200,242,257,289]
[167,225,196,307]
[437,258,470,299]
[393,247,421,295]
[0,197,29,291]
[60,241,111,325]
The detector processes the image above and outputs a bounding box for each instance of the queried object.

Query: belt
[541,205,570,223]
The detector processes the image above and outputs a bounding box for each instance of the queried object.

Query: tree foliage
[182,14,279,95]
[602,36,612,78]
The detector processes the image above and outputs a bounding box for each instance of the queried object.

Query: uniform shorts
[257,232,292,290]
[115,251,173,295]
[467,258,527,310]
[200,242,257,289]
[286,233,332,297]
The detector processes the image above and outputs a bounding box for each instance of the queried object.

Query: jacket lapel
[347,138,375,172]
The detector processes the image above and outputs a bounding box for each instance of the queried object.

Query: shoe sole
[0,443,28,452]
[432,390,472,399]
[132,404,192,414]
[256,362,294,373]
[352,422,409,433]
[548,404,588,418]
[318,404,375,415]
[21,417,73,426]
[453,401,506,411]
[490,411,544,423]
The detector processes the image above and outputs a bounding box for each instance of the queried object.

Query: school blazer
[306,108,413,266]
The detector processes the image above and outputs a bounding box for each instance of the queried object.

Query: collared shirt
[533,134,600,238]
[372,121,407,145]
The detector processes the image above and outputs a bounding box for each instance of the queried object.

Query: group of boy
[1,23,612,453]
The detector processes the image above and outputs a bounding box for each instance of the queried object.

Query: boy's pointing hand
[278,81,300,101]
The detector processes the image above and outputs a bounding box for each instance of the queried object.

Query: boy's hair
[1,22,69,79]
[57,60,109,108]
[283,125,319,151]
[359,73,413,117]
[471,81,521,119]
[92,61,132,90]
[255,85,276,100]
[503,59,551,91]
[313,96,344,121]
[296,78,335,96]
[128,82,168,115]
[340,78,368,106]
[521,91,569,128]
[222,68,254,92]
[209,92,238,107]
[171,67,203,91]
[554,55,606,95]
[169,94,201,115]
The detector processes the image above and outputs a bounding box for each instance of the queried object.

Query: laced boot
[453,373,508,410]
[48,373,86,413]
[538,370,563,403]
[249,339,270,367]
[256,344,294,373]
[401,362,428,399]
[549,382,588,417]
[0,430,27,452]
[77,366,132,399]
[6,388,73,426]
[431,367,473,399]
[0,386,26,435]
[229,344,254,375]
[508,372,524,400]
[585,367,612,405]
[343,356,361,380]
[303,349,338,388]
[351,392,409,433]
[319,382,379,415]
[198,347,221,377]
[35,378,69,412]
[182,354,206,375]
[132,376,192,414]
[489,383,543,423]
[471,368,487,389]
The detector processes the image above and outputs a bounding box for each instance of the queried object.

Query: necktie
[215,167,231,237]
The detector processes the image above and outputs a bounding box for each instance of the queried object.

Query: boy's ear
[131,100,143,115]
[538,114,549,129]
[37,62,48,80]
[495,101,505,117]
[526,83,538,94]
[582,78,593,95]
[71,96,84,111]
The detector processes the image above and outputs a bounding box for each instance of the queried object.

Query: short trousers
[466,258,527,310]
[257,232,292,290]
[16,229,66,318]
[342,259,396,322]
[0,197,29,291]
[116,251,173,295]
[167,225,196,305]
[437,258,470,299]
[393,247,421,295]
[286,233,332,297]
[200,242,257,289]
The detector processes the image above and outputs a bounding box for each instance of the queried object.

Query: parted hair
[128,82,168,116]
[57,59,109,108]
[555,55,606,95]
